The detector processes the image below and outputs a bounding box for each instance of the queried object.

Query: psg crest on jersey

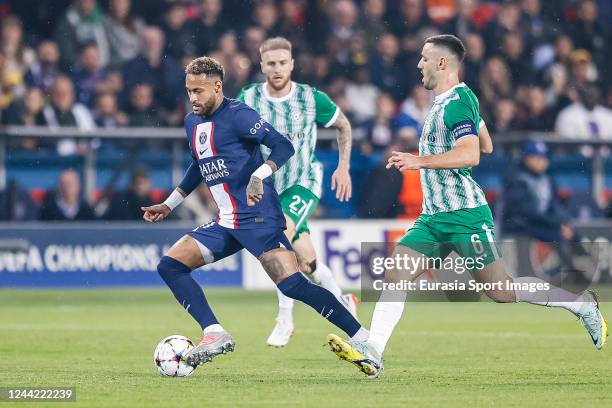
[199,130,208,145]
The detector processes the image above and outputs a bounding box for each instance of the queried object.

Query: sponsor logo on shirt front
[199,158,230,182]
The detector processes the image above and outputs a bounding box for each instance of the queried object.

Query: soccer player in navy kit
[142,57,369,366]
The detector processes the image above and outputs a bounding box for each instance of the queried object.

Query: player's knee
[486,289,515,303]
[301,259,316,275]
[157,256,191,284]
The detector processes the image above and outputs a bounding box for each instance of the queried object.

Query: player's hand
[331,165,352,202]
[141,204,171,223]
[247,175,264,206]
[386,151,423,171]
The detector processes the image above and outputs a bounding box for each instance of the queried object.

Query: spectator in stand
[160,2,195,61]
[555,85,612,139]
[188,0,228,55]
[483,0,521,55]
[40,169,95,221]
[103,0,145,68]
[42,76,96,155]
[325,0,359,73]
[479,56,513,118]
[502,140,582,273]
[357,140,414,219]
[370,33,406,102]
[461,32,485,96]
[1,16,34,98]
[519,0,552,47]
[71,42,107,107]
[388,0,430,38]
[1,86,46,150]
[24,40,60,94]
[215,31,239,65]
[500,31,535,85]
[0,179,39,221]
[2,86,46,126]
[278,0,307,49]
[53,0,110,70]
[542,35,575,111]
[360,93,419,154]
[517,86,555,131]
[122,26,183,120]
[345,66,379,123]
[400,84,432,129]
[104,166,153,220]
[42,76,95,130]
[126,83,165,127]
[93,90,128,128]
[568,48,598,89]
[567,0,608,70]
[224,53,252,98]
[360,0,388,54]
[441,0,477,39]
[242,26,266,71]
[490,97,519,134]
[253,0,281,37]
[0,51,22,112]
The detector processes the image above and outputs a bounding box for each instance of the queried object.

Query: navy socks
[277,272,362,337]
[157,256,218,331]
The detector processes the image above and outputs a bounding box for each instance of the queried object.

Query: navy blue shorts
[187,221,293,263]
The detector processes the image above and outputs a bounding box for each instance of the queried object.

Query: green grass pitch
[0,288,610,408]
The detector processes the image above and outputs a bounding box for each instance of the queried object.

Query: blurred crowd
[0,0,610,151]
[1,0,612,222]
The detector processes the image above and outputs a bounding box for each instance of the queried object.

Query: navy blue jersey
[183,98,287,230]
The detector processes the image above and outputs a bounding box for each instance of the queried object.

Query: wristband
[163,190,184,211]
[252,163,273,180]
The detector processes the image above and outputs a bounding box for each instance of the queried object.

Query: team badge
[198,130,208,155]
[199,130,208,145]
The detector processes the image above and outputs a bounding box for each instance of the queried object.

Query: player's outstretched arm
[142,159,203,222]
[387,136,480,171]
[142,188,188,222]
[330,110,352,202]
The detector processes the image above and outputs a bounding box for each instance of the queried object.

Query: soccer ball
[153,335,196,377]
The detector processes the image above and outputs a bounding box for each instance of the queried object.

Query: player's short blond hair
[259,37,292,56]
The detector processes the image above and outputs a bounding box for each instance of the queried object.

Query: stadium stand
[0,0,611,221]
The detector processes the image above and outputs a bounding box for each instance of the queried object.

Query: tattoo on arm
[265,160,278,173]
[333,111,352,166]
[247,176,263,195]
[176,187,188,198]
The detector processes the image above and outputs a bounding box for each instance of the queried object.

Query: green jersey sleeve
[313,88,339,128]
[443,98,480,141]
[236,83,257,102]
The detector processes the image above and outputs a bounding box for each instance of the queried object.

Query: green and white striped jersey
[419,83,488,215]
[237,81,339,198]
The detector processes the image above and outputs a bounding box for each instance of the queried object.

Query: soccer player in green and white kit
[327,34,607,378]
[238,37,358,347]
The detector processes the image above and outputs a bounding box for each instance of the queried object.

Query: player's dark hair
[259,37,292,55]
[425,34,466,63]
[185,56,225,81]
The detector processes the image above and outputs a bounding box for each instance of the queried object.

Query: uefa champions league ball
[153,335,196,377]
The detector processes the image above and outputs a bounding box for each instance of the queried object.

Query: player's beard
[267,74,290,92]
[200,96,216,116]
